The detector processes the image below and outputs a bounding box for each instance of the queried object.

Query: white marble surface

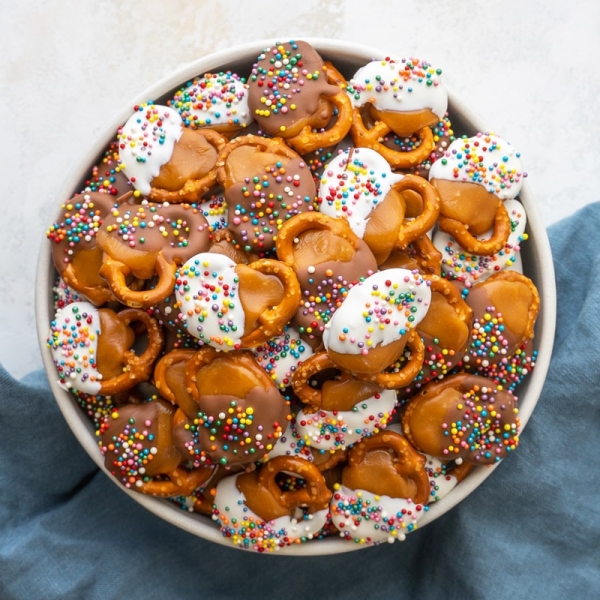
[1,0,599,379]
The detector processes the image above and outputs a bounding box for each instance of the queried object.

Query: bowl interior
[35,38,557,556]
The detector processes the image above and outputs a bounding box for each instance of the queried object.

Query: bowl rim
[35,37,557,556]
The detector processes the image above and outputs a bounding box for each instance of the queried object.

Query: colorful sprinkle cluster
[100,410,161,489]
[330,485,424,545]
[47,302,102,393]
[433,133,527,199]
[171,71,250,129]
[199,192,228,231]
[348,57,442,98]
[443,385,520,462]
[83,141,127,196]
[465,306,511,366]
[253,326,312,389]
[46,194,109,260]
[229,158,315,254]
[195,400,284,465]
[250,41,313,123]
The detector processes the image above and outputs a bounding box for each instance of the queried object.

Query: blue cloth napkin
[2,204,600,600]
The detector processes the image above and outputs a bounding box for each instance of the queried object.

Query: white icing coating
[118,103,183,196]
[265,420,314,461]
[347,58,447,119]
[329,484,424,544]
[433,198,527,287]
[171,71,252,128]
[318,147,403,237]
[177,252,247,348]
[47,301,102,394]
[323,268,431,355]
[429,133,526,200]
[213,473,329,551]
[295,388,397,451]
[252,325,314,390]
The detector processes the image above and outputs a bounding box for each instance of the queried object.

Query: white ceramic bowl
[35,38,557,555]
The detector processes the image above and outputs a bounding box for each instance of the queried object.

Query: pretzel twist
[345,429,430,505]
[438,199,511,256]
[98,308,164,395]
[148,128,227,202]
[285,62,353,155]
[350,106,435,169]
[239,258,302,347]
[138,466,214,498]
[153,349,198,418]
[353,330,425,389]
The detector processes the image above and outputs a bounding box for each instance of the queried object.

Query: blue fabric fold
[2,204,600,600]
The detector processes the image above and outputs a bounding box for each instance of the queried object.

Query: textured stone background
[2,0,599,378]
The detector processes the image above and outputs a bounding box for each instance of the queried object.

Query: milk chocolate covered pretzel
[215,134,317,255]
[275,211,377,339]
[247,40,352,152]
[183,346,290,465]
[96,201,211,308]
[402,373,520,464]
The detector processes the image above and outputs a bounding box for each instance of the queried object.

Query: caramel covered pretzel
[48,301,164,396]
[415,275,473,382]
[329,429,429,545]
[153,349,199,419]
[322,268,431,376]
[402,373,520,464]
[175,252,300,349]
[276,211,377,338]
[247,40,352,148]
[183,346,290,466]
[429,133,526,255]
[464,270,540,366]
[212,455,331,551]
[379,233,442,276]
[96,201,211,308]
[317,147,440,263]
[47,192,120,306]
[215,134,317,255]
[291,351,398,451]
[347,57,447,169]
[118,103,226,202]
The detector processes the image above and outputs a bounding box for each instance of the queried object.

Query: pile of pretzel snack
[46,39,539,552]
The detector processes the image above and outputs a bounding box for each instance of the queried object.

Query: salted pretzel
[153,349,198,419]
[118,102,226,202]
[464,270,540,366]
[182,346,290,466]
[290,351,398,451]
[283,62,353,155]
[401,373,520,464]
[212,455,331,551]
[380,233,442,275]
[48,301,164,396]
[96,201,211,308]
[322,268,431,376]
[215,133,317,255]
[275,211,377,338]
[99,399,213,497]
[351,106,435,169]
[247,40,352,150]
[175,252,300,349]
[329,429,429,544]
[47,192,122,306]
